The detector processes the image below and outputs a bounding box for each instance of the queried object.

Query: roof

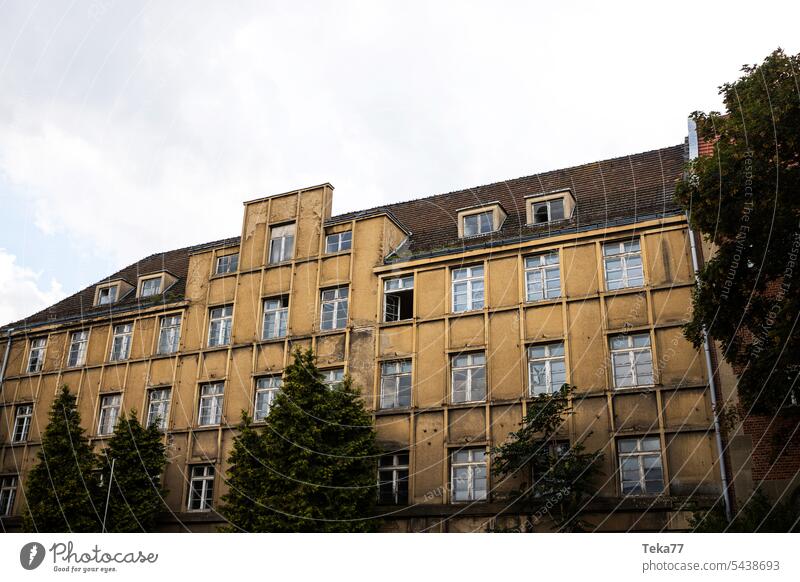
[331,144,687,258]
[2,237,239,332]
[2,144,687,332]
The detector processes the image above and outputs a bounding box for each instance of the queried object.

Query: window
[27,338,47,373]
[67,330,89,367]
[140,277,162,297]
[610,333,653,388]
[451,448,487,502]
[13,404,33,443]
[215,253,239,275]
[383,276,414,322]
[254,376,282,421]
[98,394,121,436]
[262,297,288,339]
[452,265,484,313]
[320,287,348,330]
[531,198,565,224]
[188,465,214,511]
[198,382,225,426]
[269,223,295,264]
[326,231,352,253]
[451,353,486,403]
[208,305,233,347]
[97,286,117,305]
[380,360,412,409]
[147,388,171,430]
[110,323,133,361]
[378,453,409,505]
[0,476,16,516]
[618,437,664,495]
[157,314,182,354]
[463,211,494,236]
[528,342,567,395]
[525,252,561,301]
[603,239,644,290]
[322,368,345,388]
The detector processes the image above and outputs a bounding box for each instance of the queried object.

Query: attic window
[140,277,162,297]
[97,286,117,305]
[526,191,574,225]
[457,203,506,239]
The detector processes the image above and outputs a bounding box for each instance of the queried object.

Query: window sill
[379,319,414,328]
[523,296,562,307]
[375,406,412,415]
[323,249,352,258]
[210,271,238,280]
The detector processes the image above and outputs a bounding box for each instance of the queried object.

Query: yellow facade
[0,178,725,532]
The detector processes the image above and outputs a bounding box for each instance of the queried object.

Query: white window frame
[67,330,89,368]
[97,285,118,305]
[320,287,349,331]
[109,323,133,361]
[187,465,214,511]
[377,452,409,505]
[531,197,566,224]
[451,352,486,403]
[451,265,484,313]
[322,368,345,388]
[325,231,352,253]
[527,342,567,395]
[0,476,16,516]
[13,404,33,443]
[269,223,295,264]
[610,333,654,388]
[139,276,162,297]
[198,382,225,426]
[27,337,47,373]
[157,314,182,354]
[215,253,239,275]
[603,239,644,290]
[383,275,414,322]
[462,210,495,237]
[617,436,664,495]
[146,388,172,430]
[262,297,288,340]
[380,360,412,409]
[254,376,282,421]
[524,252,561,301]
[207,305,233,347]
[97,394,121,436]
[451,448,488,502]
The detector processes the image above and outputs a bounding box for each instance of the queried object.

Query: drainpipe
[0,328,14,395]
[687,118,733,522]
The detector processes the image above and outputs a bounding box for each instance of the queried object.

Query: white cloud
[0,0,798,274]
[0,248,65,326]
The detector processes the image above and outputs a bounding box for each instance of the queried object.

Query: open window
[93,279,132,306]
[383,275,414,322]
[525,190,575,225]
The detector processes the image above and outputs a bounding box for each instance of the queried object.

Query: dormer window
[98,286,117,305]
[526,190,575,225]
[457,203,507,239]
[463,211,493,236]
[140,277,162,297]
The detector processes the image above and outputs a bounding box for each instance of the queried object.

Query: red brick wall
[743,411,800,481]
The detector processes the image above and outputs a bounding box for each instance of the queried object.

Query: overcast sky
[0,0,798,325]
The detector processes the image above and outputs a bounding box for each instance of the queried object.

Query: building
[0,142,733,532]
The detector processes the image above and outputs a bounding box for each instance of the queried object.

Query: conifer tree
[220,349,379,532]
[100,411,167,532]
[23,386,102,532]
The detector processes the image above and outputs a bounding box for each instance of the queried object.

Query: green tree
[218,413,270,532]
[491,385,603,532]
[675,49,800,413]
[690,487,800,532]
[219,349,379,532]
[23,386,102,532]
[100,411,168,532]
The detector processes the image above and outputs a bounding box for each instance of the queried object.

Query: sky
[0,0,798,326]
